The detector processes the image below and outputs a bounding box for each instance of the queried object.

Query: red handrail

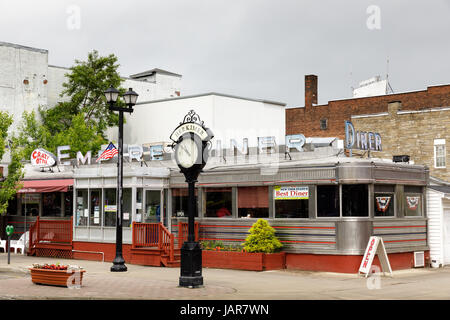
[160,224,174,261]
[132,222,175,262]
[178,221,200,248]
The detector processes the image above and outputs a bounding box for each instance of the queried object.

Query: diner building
[17,140,429,273]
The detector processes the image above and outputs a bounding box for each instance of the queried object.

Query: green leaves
[243,219,283,253]
[0,111,24,215]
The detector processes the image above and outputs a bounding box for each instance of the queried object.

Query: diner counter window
[238,186,269,218]
[204,187,232,218]
[76,190,88,226]
[42,192,61,217]
[90,189,101,226]
[404,186,423,217]
[317,185,339,217]
[342,184,368,217]
[103,189,116,227]
[172,188,198,218]
[274,186,309,218]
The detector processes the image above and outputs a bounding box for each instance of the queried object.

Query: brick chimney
[305,75,318,108]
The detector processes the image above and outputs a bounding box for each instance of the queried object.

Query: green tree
[0,111,24,215]
[40,50,124,137]
[243,219,283,253]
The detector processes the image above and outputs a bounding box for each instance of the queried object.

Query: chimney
[305,75,318,108]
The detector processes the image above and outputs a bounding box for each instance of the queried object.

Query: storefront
[169,155,429,272]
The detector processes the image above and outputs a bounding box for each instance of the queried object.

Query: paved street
[1,253,450,300]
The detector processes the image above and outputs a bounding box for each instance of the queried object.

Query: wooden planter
[29,268,86,287]
[202,251,285,271]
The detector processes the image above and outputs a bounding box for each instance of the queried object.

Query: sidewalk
[1,253,450,300]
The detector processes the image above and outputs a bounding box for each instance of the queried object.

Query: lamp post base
[110,256,127,272]
[179,241,203,288]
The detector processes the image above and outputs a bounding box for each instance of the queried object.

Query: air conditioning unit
[414,251,425,268]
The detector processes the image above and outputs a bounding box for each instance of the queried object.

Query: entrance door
[443,200,450,265]
[144,190,161,223]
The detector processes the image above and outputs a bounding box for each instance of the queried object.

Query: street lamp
[105,86,138,272]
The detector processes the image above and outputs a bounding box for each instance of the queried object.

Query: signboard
[104,205,117,212]
[274,186,309,200]
[30,148,57,167]
[359,236,392,277]
[170,122,209,142]
[345,121,382,152]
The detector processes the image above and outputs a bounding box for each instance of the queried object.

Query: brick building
[286,75,450,181]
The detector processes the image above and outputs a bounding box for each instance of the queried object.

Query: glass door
[144,190,161,223]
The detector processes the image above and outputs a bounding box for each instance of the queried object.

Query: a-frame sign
[359,236,393,277]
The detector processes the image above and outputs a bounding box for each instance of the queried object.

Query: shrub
[243,219,283,253]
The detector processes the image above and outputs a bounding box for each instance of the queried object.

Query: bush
[243,219,283,253]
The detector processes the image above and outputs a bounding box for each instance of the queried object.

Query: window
[172,188,198,218]
[374,185,395,217]
[434,139,446,168]
[103,189,116,227]
[42,192,62,217]
[317,185,339,217]
[204,188,233,218]
[320,118,328,130]
[21,193,40,216]
[145,190,161,223]
[404,186,423,217]
[123,188,132,227]
[342,184,368,217]
[238,186,269,218]
[76,190,88,226]
[64,192,73,217]
[274,186,309,218]
[90,189,101,226]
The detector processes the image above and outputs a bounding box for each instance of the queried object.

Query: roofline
[286,83,450,110]
[135,92,286,107]
[130,68,182,78]
[0,41,48,54]
[48,64,71,70]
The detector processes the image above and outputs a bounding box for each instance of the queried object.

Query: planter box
[29,268,86,287]
[202,251,285,271]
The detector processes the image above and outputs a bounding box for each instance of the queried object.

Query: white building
[0,41,182,166]
[106,92,287,152]
[352,76,394,98]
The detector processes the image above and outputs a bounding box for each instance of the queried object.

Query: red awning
[18,179,74,193]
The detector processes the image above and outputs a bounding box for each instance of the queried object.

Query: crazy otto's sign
[30,148,57,167]
[274,186,309,200]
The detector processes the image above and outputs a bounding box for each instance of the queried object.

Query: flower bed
[29,263,86,288]
[202,250,285,271]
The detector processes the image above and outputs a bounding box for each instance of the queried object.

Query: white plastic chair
[10,231,29,254]
[0,238,6,252]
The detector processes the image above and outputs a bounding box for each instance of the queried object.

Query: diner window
[172,188,198,218]
[317,185,339,217]
[136,188,144,222]
[42,192,61,217]
[90,189,101,226]
[374,185,395,217]
[76,190,88,226]
[204,188,233,218]
[64,191,73,217]
[21,193,40,217]
[145,190,161,223]
[404,186,423,217]
[434,139,446,168]
[274,186,309,218]
[104,189,117,227]
[238,186,269,218]
[123,188,132,227]
[342,184,368,217]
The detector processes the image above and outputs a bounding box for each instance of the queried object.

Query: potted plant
[202,219,285,271]
[29,263,86,288]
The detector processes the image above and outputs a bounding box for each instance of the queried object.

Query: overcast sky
[0,0,449,107]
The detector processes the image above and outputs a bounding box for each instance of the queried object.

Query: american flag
[96,142,118,162]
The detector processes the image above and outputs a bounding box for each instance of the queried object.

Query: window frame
[315,184,340,219]
[273,185,310,219]
[340,184,370,218]
[434,139,446,168]
[373,191,396,218]
[404,193,423,218]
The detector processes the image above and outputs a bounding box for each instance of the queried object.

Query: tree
[0,111,24,215]
[40,50,125,138]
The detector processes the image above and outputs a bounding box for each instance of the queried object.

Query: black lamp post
[105,86,138,272]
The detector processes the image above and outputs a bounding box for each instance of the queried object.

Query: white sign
[274,186,309,200]
[30,148,57,167]
[170,123,209,142]
[359,236,392,277]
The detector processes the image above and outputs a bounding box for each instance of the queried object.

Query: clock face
[176,138,199,168]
